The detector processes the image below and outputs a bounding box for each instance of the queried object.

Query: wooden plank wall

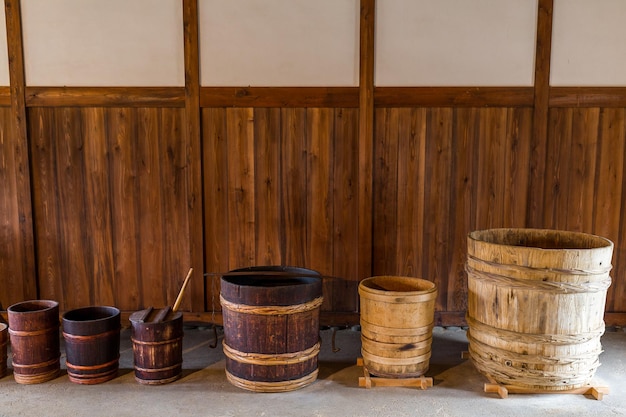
[2,0,626,325]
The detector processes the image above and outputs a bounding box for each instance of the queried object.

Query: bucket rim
[359,276,437,295]
[468,228,613,251]
[7,299,59,314]
[62,306,120,323]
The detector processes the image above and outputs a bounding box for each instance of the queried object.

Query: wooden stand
[357,358,433,390]
[483,376,609,400]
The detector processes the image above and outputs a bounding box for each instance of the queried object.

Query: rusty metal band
[225,368,318,393]
[65,356,119,371]
[222,340,321,366]
[131,336,183,346]
[9,326,59,337]
[219,296,323,315]
[62,328,120,342]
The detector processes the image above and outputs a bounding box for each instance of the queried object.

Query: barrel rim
[468,228,613,251]
[62,306,120,323]
[359,275,436,296]
[222,265,321,288]
[7,299,59,314]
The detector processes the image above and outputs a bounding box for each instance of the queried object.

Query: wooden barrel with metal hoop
[8,300,61,384]
[220,266,323,392]
[62,306,121,385]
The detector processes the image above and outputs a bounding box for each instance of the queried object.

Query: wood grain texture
[29,107,194,311]
[25,87,185,107]
[200,87,359,108]
[2,0,37,306]
[551,88,626,108]
[0,87,9,106]
[375,87,534,108]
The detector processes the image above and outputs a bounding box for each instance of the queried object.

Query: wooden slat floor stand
[461,352,609,400]
[356,358,433,390]
[483,376,609,400]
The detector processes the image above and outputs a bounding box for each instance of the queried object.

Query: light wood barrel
[466,228,613,391]
[359,276,437,378]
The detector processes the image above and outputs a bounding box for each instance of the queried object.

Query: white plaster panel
[21,0,185,87]
[551,0,626,86]
[0,5,9,86]
[375,0,538,87]
[199,0,359,87]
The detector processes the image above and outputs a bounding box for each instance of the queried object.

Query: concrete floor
[1,326,625,417]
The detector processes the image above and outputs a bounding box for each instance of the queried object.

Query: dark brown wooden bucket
[220,266,323,392]
[7,300,60,384]
[62,306,121,384]
[0,323,7,378]
[130,308,183,385]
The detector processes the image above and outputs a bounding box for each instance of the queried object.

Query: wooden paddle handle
[172,268,193,312]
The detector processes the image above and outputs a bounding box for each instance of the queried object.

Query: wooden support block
[461,351,470,360]
[482,376,609,400]
[357,359,433,390]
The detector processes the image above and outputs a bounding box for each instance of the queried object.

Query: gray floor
[1,326,625,417]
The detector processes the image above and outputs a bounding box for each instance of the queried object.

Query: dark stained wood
[358,0,375,284]
[183,0,205,313]
[201,87,359,108]
[375,87,534,108]
[25,87,185,107]
[551,88,626,107]
[528,0,553,227]
[2,0,37,306]
[503,108,533,227]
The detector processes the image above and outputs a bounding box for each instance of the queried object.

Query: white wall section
[21,0,185,87]
[375,0,538,87]
[0,5,9,86]
[199,0,360,87]
[551,0,626,86]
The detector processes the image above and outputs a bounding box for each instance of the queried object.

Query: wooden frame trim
[183,0,205,312]
[375,87,535,107]
[550,87,626,107]
[357,0,375,282]
[527,0,553,227]
[4,0,37,300]
[200,87,359,108]
[0,86,9,106]
[24,86,185,107]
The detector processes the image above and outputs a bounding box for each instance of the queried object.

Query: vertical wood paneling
[307,108,334,311]
[226,108,256,268]
[280,108,308,268]
[254,108,282,265]
[82,107,115,306]
[544,108,573,229]
[332,108,359,312]
[503,108,533,227]
[594,109,625,312]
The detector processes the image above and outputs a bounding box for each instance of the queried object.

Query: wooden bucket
[62,306,121,384]
[7,300,60,384]
[466,228,613,390]
[130,308,183,385]
[359,276,437,378]
[220,266,323,392]
[0,323,7,378]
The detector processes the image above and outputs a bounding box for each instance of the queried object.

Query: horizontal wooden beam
[0,87,9,106]
[550,87,626,107]
[25,87,186,107]
[200,87,360,108]
[375,87,535,107]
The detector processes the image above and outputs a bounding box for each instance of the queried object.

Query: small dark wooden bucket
[130,308,183,385]
[62,306,121,384]
[0,323,7,378]
[220,266,323,392]
[7,300,60,384]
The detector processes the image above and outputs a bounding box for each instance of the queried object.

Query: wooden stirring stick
[172,268,193,313]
